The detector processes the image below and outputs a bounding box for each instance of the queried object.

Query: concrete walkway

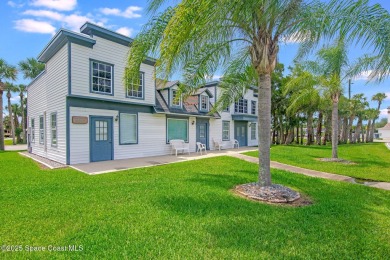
[5,144,27,151]
[230,153,390,191]
[72,147,257,175]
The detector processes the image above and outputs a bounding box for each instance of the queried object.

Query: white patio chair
[170,139,190,156]
[233,139,239,149]
[212,138,224,151]
[196,142,207,155]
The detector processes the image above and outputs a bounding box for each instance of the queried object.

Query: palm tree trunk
[20,93,25,144]
[0,88,4,151]
[365,120,371,143]
[331,98,339,159]
[316,112,323,145]
[258,74,272,187]
[306,112,313,145]
[7,91,16,145]
[370,120,375,141]
[341,116,348,143]
[296,120,299,144]
[348,115,355,144]
[355,118,362,143]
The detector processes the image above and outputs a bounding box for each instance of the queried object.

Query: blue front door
[234,121,247,146]
[90,116,113,162]
[196,119,209,149]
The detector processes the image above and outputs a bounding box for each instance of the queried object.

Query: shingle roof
[156,79,180,90]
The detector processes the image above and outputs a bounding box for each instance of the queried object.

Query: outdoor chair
[233,139,239,149]
[212,138,224,151]
[169,139,190,156]
[196,142,207,155]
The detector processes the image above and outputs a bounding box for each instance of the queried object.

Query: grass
[244,143,390,182]
[4,139,13,145]
[0,151,389,259]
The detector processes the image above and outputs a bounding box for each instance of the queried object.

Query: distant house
[378,108,390,139]
[27,22,258,165]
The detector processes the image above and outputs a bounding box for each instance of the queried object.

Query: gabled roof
[38,28,96,63]
[193,88,214,98]
[156,79,180,90]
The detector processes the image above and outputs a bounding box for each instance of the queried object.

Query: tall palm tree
[0,59,17,150]
[4,82,18,145]
[18,58,45,79]
[370,92,387,141]
[365,108,380,143]
[15,84,27,143]
[299,38,349,158]
[126,0,390,187]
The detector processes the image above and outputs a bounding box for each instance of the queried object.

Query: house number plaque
[72,116,88,124]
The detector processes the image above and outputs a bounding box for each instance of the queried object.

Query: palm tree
[299,38,349,158]
[4,82,18,145]
[365,108,380,142]
[126,0,390,187]
[15,84,27,143]
[353,95,368,143]
[284,67,321,145]
[370,93,387,141]
[0,59,17,150]
[18,58,45,79]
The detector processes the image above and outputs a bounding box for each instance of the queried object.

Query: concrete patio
[71,147,257,175]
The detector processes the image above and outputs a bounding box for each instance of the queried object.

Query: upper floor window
[223,106,230,112]
[234,98,248,113]
[171,89,181,107]
[91,61,113,95]
[251,101,256,115]
[200,95,209,111]
[127,72,144,99]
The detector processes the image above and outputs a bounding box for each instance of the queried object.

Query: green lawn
[244,143,390,182]
[0,151,389,259]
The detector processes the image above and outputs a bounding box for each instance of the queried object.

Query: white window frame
[51,113,57,147]
[222,121,230,141]
[127,72,144,99]
[251,123,257,140]
[200,95,209,111]
[234,98,248,114]
[39,115,44,145]
[251,101,256,115]
[91,60,113,95]
[119,113,138,145]
[171,89,182,107]
[31,118,35,143]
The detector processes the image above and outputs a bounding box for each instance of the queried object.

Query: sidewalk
[230,153,390,191]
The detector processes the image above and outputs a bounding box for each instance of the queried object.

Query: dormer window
[171,89,182,107]
[200,95,209,111]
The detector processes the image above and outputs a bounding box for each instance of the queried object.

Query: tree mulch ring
[234,183,309,206]
[316,158,357,165]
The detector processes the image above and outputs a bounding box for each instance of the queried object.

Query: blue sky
[1,0,389,118]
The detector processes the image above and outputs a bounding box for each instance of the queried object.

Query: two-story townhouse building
[27,22,258,165]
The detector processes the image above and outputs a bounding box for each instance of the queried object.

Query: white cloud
[281,32,309,44]
[7,1,24,8]
[380,108,388,116]
[100,6,142,18]
[10,96,20,102]
[354,70,373,81]
[62,14,94,31]
[385,92,390,101]
[115,27,133,37]
[23,9,63,20]
[30,0,77,11]
[22,9,102,32]
[14,19,56,35]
